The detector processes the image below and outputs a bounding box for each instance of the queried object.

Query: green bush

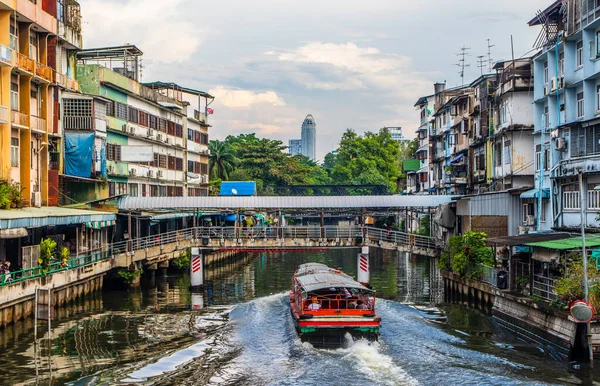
[172,248,191,270]
[0,178,23,210]
[554,255,600,311]
[38,238,57,275]
[439,231,495,279]
[118,269,141,285]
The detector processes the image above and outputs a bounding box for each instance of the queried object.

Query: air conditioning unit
[157,170,163,178]
[165,138,172,145]
[156,134,163,142]
[147,129,154,137]
[555,137,567,151]
[129,126,136,135]
[147,170,154,178]
[558,76,564,89]
[129,168,136,176]
[122,124,127,132]
[550,77,557,92]
[525,215,535,226]
[33,192,41,208]
[107,165,115,174]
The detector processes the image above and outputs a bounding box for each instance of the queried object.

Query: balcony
[54,71,80,91]
[194,109,207,123]
[11,110,28,127]
[30,115,46,132]
[0,44,13,67]
[64,115,93,131]
[0,105,8,124]
[35,62,53,83]
[15,52,34,74]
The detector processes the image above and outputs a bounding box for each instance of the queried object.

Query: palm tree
[209,140,239,180]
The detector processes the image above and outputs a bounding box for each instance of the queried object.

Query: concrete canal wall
[441,270,586,357]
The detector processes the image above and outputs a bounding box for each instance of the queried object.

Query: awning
[0,207,116,229]
[450,154,464,164]
[149,212,194,222]
[0,227,28,239]
[157,101,183,110]
[85,220,116,229]
[526,236,600,250]
[520,188,550,199]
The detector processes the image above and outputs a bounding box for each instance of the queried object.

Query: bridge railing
[0,225,437,287]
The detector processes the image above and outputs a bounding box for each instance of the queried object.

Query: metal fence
[532,274,558,301]
[0,225,437,287]
[478,264,509,288]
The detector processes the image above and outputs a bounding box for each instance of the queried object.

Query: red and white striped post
[190,247,204,290]
[357,246,369,285]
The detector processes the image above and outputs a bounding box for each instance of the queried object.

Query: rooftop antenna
[476,55,486,75]
[455,46,471,86]
[139,58,144,82]
[487,38,495,72]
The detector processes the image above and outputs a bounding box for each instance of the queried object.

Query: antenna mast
[487,38,495,72]
[476,55,486,75]
[455,46,471,86]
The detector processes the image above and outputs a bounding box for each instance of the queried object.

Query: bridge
[0,194,452,327]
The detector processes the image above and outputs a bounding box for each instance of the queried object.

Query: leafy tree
[209,140,239,180]
[326,128,401,192]
[39,238,57,275]
[439,232,495,279]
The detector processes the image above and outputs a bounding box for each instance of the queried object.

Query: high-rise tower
[301,114,316,160]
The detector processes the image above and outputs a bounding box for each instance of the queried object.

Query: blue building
[529,1,600,232]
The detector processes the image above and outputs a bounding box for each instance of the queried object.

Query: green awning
[85,220,116,229]
[150,212,194,222]
[526,236,600,250]
[520,188,550,199]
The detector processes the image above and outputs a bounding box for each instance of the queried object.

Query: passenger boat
[289,263,381,346]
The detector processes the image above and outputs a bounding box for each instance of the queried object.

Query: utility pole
[455,46,471,86]
[487,39,495,72]
[578,169,594,368]
[476,55,486,75]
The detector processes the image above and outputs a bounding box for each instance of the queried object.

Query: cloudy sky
[79,0,549,160]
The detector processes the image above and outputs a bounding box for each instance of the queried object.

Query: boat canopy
[295,263,371,293]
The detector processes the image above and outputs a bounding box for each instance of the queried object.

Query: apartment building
[58,45,212,203]
[413,94,434,194]
[529,0,600,231]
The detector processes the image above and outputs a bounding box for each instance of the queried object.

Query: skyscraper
[289,139,302,155]
[301,114,316,160]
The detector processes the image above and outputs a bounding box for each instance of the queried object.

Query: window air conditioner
[147,170,154,178]
[107,165,114,174]
[550,77,557,92]
[157,170,163,178]
[555,137,567,151]
[129,169,136,176]
[156,134,163,142]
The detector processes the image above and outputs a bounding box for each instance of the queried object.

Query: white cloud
[80,0,204,63]
[208,86,285,109]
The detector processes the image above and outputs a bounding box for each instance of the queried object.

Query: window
[495,142,502,167]
[523,203,534,224]
[577,92,584,118]
[570,125,600,157]
[115,102,127,120]
[117,182,127,195]
[188,129,194,141]
[158,118,167,132]
[577,41,583,67]
[159,185,167,197]
[535,144,541,171]
[107,101,115,117]
[597,85,600,112]
[63,98,93,130]
[128,106,139,124]
[563,184,580,210]
[504,140,511,164]
[168,155,176,170]
[543,61,548,84]
[541,202,547,223]
[543,105,549,128]
[188,160,194,172]
[107,143,121,161]
[558,51,564,77]
[175,157,183,171]
[10,138,18,167]
[129,183,138,197]
[159,154,167,169]
[150,184,159,197]
[149,114,158,129]
[10,75,18,110]
[141,184,147,197]
[596,30,600,59]
[139,111,149,127]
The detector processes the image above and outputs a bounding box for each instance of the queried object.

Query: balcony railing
[54,71,80,91]
[35,62,53,82]
[0,44,13,66]
[0,105,8,124]
[64,115,93,130]
[67,77,79,91]
[588,190,600,210]
[15,52,34,73]
[194,109,207,123]
[11,110,28,127]
[30,115,46,132]
[563,191,580,210]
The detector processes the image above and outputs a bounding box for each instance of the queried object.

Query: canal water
[0,248,596,385]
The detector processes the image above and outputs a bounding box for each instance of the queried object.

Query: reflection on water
[0,249,594,385]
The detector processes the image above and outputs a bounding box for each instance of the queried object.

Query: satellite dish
[231,188,238,195]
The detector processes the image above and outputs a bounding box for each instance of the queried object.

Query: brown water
[0,249,595,385]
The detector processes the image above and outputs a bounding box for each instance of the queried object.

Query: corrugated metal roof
[0,207,116,230]
[526,236,600,250]
[220,181,257,196]
[118,195,454,211]
[487,232,572,246]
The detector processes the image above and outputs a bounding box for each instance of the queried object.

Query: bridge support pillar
[190,247,204,291]
[357,246,370,285]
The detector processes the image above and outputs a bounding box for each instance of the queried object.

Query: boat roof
[294,263,370,292]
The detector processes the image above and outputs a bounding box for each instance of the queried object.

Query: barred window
[150,184,159,197]
[107,101,115,117]
[201,163,208,175]
[115,102,127,120]
[139,111,149,127]
[128,106,139,123]
[63,98,92,117]
[188,160,194,172]
[168,155,176,170]
[201,133,209,145]
[149,114,158,129]
[152,153,159,167]
[158,118,167,132]
[167,121,175,136]
[175,157,183,171]
[107,143,121,161]
[159,154,167,168]
[175,123,183,138]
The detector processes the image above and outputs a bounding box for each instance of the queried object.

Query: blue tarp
[64,132,95,178]
[99,146,107,177]
[220,181,257,196]
[450,153,464,164]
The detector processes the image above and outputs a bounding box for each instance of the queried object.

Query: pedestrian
[3,261,12,283]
